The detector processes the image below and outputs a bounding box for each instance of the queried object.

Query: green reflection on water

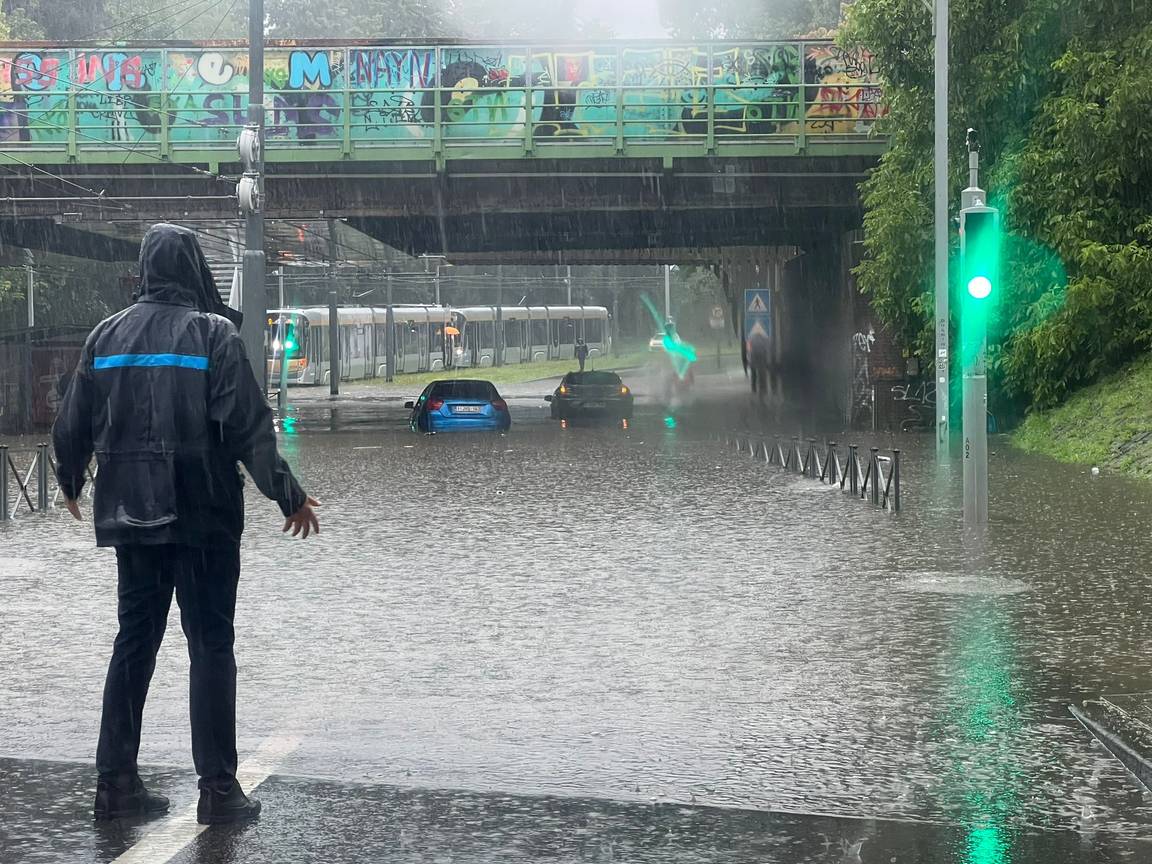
[934,604,1024,864]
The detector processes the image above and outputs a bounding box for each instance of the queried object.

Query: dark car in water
[546,370,633,421]
[406,379,511,433]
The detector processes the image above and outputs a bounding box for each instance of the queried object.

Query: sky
[572,0,669,38]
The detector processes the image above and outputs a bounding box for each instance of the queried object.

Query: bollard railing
[0,442,95,521]
[715,431,902,512]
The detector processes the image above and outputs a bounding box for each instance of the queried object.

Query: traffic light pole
[960,130,991,526]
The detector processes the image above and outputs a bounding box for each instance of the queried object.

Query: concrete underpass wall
[776,232,906,430]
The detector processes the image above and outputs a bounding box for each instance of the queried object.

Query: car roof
[563,370,623,382]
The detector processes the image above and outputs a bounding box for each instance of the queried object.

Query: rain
[2,0,1152,862]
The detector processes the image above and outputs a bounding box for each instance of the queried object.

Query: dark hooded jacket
[52,223,306,548]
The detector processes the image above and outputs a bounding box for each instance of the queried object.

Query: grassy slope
[1013,354,1152,477]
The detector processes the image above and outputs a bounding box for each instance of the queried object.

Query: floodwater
[2,367,1152,860]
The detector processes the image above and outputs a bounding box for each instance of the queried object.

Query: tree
[841,0,1152,412]
[264,0,443,39]
[659,0,843,40]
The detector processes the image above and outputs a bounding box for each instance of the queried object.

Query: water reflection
[4,387,1152,856]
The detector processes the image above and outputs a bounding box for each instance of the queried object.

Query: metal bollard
[869,448,881,506]
[826,442,838,485]
[37,443,50,512]
[893,449,902,512]
[0,445,8,521]
[848,446,859,495]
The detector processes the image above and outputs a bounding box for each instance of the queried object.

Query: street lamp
[927,0,949,455]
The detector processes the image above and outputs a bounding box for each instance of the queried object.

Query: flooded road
[3,367,1152,861]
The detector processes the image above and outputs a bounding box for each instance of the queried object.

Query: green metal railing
[0,41,887,165]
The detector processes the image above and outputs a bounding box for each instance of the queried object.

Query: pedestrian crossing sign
[743,289,772,341]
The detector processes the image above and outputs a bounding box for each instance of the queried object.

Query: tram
[266,304,610,384]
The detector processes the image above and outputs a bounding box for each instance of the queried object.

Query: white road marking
[110,735,300,864]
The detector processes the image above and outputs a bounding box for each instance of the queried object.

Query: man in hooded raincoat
[53,224,320,824]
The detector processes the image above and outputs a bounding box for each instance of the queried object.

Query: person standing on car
[53,224,320,826]
[575,338,589,372]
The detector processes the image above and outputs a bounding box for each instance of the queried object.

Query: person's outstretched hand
[283,496,321,539]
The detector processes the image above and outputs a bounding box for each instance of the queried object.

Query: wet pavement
[3,364,1152,862]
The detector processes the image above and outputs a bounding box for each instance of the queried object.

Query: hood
[136,223,243,328]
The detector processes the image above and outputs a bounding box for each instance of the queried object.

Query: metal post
[566,264,572,305]
[0,445,9,521]
[240,0,266,390]
[870,448,881,506]
[36,442,49,512]
[385,274,395,383]
[664,264,671,323]
[26,264,34,329]
[495,264,504,368]
[435,265,441,306]
[277,268,288,413]
[22,263,34,435]
[893,449,902,512]
[328,291,340,396]
[933,0,950,455]
[849,446,859,496]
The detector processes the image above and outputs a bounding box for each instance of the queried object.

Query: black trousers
[96,544,240,790]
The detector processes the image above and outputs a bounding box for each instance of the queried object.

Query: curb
[1069,702,1152,793]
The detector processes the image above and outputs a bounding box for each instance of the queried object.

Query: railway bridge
[0,38,892,423]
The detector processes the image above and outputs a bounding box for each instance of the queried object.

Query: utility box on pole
[959,131,999,526]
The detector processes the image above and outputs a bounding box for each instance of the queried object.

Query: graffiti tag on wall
[0,42,887,146]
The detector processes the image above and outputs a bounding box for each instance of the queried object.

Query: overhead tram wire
[69,0,235,41]
[0,0,243,187]
[0,0,226,86]
[0,160,132,212]
[118,0,244,169]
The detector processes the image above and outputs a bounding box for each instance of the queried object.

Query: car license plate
[453,405,482,413]
[584,401,605,409]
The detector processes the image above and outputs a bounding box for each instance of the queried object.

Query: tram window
[585,319,603,342]
[504,319,521,348]
[530,319,547,347]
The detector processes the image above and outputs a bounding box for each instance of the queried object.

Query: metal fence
[0,443,93,521]
[717,432,901,512]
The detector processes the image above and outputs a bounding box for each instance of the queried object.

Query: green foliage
[842,0,1152,415]
[659,0,842,39]
[6,0,621,41]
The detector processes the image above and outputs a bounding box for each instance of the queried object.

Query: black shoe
[93,777,170,821]
[197,781,262,825]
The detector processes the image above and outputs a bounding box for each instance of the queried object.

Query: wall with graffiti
[0,42,886,148]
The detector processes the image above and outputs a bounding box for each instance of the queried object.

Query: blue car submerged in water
[406,379,511,433]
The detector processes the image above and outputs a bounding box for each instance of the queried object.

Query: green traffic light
[967,276,992,300]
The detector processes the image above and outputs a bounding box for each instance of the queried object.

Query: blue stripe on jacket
[93,353,209,371]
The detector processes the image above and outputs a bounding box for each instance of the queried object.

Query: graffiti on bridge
[0,42,887,147]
